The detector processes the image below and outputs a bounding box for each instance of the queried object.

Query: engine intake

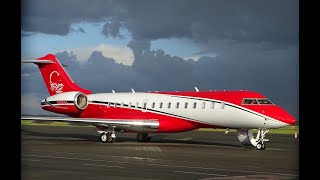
[237,129,258,146]
[41,91,89,114]
[74,92,88,110]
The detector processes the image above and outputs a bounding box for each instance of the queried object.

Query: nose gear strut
[255,128,269,150]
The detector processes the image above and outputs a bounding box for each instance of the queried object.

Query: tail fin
[22,54,91,96]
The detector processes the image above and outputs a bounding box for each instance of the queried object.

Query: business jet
[21,54,296,150]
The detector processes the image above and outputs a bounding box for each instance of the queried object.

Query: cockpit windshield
[242,98,273,105]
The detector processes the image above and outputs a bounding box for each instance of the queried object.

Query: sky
[21,0,299,119]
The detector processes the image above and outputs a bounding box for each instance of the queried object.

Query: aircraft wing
[21,116,159,132]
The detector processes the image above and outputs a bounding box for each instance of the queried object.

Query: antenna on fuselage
[195,87,199,92]
[112,90,115,93]
[131,88,135,93]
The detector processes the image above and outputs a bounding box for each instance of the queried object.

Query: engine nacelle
[237,129,258,146]
[41,91,88,114]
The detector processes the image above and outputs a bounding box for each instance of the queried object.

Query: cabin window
[152,102,155,108]
[168,102,171,108]
[193,102,197,109]
[176,102,179,108]
[143,102,147,109]
[201,102,206,109]
[121,102,124,108]
[128,102,132,108]
[210,102,215,109]
[221,102,225,109]
[136,102,139,108]
[159,102,163,108]
[185,102,188,108]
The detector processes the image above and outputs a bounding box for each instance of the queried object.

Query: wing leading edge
[21,116,159,132]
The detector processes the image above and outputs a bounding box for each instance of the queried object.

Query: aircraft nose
[279,111,296,125]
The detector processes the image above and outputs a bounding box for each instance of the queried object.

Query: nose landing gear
[99,126,116,143]
[255,128,269,150]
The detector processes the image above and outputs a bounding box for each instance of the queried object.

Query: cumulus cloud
[65,44,134,65]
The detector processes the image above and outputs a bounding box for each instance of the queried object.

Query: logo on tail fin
[50,71,64,93]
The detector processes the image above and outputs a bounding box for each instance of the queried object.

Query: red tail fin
[35,54,91,96]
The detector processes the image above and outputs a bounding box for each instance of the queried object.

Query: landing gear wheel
[256,142,263,150]
[109,137,116,143]
[137,133,144,142]
[101,132,109,143]
[109,133,116,143]
[137,133,150,142]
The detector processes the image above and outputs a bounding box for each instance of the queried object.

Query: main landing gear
[255,128,269,150]
[100,132,116,143]
[99,126,116,143]
[136,133,151,142]
[98,127,152,143]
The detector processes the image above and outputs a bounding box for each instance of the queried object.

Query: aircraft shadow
[21,128,249,149]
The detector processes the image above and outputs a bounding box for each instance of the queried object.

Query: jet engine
[41,91,89,114]
[237,129,258,147]
[74,92,88,110]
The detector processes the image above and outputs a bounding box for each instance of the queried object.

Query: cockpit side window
[242,98,254,104]
[257,99,273,105]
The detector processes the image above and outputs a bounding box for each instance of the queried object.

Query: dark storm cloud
[22,0,298,45]
[22,0,116,35]
[70,27,86,33]
[102,18,123,38]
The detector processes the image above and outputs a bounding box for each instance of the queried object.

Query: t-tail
[22,54,91,96]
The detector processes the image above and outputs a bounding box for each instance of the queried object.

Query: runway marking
[40,142,60,145]
[22,154,298,177]
[199,174,294,180]
[27,149,190,163]
[83,163,124,168]
[174,170,227,177]
[176,137,193,141]
[266,148,285,151]
[21,158,41,162]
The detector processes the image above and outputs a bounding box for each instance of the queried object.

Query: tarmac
[21,125,299,180]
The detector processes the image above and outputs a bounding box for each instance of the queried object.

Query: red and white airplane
[21,54,296,150]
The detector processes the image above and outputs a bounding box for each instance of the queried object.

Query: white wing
[21,116,159,132]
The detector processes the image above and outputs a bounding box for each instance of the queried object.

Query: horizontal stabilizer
[21,60,54,64]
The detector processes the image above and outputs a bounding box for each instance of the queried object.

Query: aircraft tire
[137,133,149,142]
[101,132,109,143]
[256,142,263,150]
[109,137,116,143]
[137,133,144,142]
